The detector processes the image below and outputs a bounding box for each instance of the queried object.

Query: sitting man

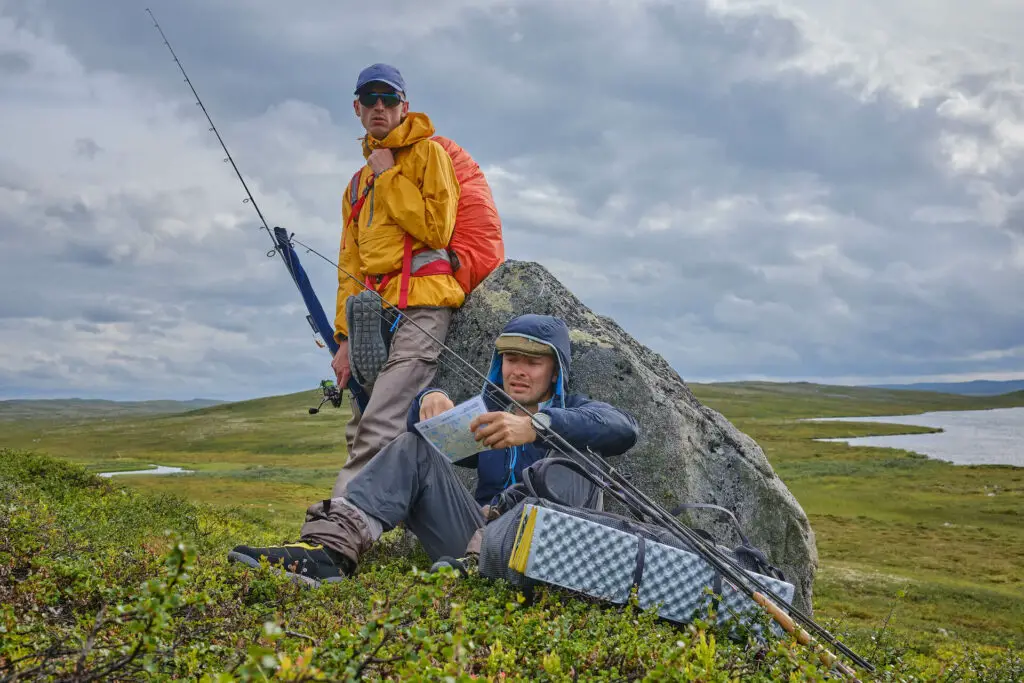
[227,314,639,584]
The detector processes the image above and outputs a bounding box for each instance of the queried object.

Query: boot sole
[346,293,390,387]
[227,551,347,588]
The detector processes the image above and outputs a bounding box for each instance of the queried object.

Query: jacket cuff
[407,388,450,434]
[373,165,402,192]
[418,388,449,402]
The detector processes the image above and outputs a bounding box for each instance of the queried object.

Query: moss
[475,287,514,316]
[568,328,615,349]
[2,449,1022,681]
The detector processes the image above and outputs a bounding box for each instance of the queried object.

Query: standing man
[332,63,464,494]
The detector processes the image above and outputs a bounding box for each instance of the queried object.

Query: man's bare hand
[470,411,537,449]
[419,391,454,421]
[367,149,395,175]
[332,340,351,387]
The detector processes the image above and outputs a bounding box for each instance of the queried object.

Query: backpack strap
[669,502,786,580]
[521,456,599,507]
[523,455,651,520]
[348,170,361,205]
[732,543,787,582]
[669,502,752,548]
[345,169,374,232]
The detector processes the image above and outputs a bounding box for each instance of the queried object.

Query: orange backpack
[346,135,505,301]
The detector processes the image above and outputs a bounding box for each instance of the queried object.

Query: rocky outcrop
[433,260,819,612]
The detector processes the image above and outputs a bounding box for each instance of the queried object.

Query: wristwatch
[531,411,552,432]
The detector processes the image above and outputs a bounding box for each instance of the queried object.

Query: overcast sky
[1,0,1022,401]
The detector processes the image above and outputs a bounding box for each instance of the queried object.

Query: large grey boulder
[433,260,818,613]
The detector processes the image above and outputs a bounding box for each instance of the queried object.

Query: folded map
[414,394,490,462]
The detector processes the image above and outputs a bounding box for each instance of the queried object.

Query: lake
[98,464,193,477]
[810,406,1024,467]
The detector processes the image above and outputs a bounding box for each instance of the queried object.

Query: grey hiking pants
[300,431,601,565]
[333,305,452,497]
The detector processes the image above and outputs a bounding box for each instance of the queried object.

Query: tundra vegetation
[1,382,1021,680]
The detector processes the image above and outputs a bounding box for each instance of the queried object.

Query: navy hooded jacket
[406,314,639,506]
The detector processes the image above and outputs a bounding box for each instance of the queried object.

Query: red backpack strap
[365,236,452,310]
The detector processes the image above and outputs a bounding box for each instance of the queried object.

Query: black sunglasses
[358,92,403,108]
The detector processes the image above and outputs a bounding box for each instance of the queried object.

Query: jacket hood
[362,111,435,156]
[484,314,571,409]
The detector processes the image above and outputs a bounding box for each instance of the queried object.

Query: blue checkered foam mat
[512,503,795,637]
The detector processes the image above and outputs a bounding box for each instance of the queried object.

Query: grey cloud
[198,347,301,376]
[75,138,102,159]
[59,241,121,267]
[73,322,103,334]
[0,50,31,74]
[1003,201,1024,236]
[0,292,47,319]
[44,200,92,227]
[80,305,137,324]
[405,3,940,194]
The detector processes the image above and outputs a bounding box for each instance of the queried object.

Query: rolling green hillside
[0,397,223,421]
[1,381,1022,679]
[689,381,1024,419]
[870,379,1024,396]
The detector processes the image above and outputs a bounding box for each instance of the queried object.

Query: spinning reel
[308,379,343,414]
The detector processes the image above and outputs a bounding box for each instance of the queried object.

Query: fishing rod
[145,7,369,413]
[146,9,872,678]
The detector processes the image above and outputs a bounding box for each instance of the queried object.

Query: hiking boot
[428,554,478,578]
[227,541,354,587]
[346,291,392,387]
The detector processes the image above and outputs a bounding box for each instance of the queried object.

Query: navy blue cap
[354,63,406,95]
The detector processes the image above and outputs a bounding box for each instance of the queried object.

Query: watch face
[533,412,552,430]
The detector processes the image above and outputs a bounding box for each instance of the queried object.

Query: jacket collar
[361,111,435,156]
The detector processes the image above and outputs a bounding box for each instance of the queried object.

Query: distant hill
[690,380,1024,419]
[868,379,1024,396]
[0,398,224,421]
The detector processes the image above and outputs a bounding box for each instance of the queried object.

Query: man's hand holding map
[414,395,542,462]
[414,395,491,462]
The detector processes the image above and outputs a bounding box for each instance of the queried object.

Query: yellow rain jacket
[334,112,464,341]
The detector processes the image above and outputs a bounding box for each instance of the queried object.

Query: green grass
[0,449,913,681]
[1,380,1023,679]
[3,448,1021,681]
